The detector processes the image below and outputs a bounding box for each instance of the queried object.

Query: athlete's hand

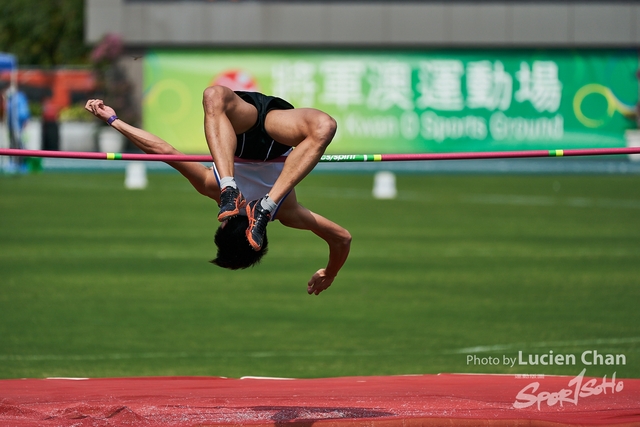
[85,99,117,123]
[307,269,335,295]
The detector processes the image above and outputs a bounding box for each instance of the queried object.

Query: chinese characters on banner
[271,58,564,149]
[143,50,637,154]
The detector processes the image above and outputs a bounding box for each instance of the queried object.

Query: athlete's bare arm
[85,99,220,201]
[276,192,351,295]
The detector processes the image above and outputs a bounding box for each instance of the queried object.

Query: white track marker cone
[372,171,397,199]
[125,161,148,190]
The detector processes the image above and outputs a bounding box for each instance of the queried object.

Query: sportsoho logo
[512,368,624,410]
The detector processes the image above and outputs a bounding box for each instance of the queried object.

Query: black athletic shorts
[234,91,294,161]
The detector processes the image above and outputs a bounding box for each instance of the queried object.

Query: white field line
[2,337,638,362]
[460,194,640,209]
[304,187,640,209]
[450,337,640,354]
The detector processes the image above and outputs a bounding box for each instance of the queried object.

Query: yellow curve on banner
[573,83,635,128]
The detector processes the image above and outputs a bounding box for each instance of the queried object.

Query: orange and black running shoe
[217,187,246,222]
[245,199,271,251]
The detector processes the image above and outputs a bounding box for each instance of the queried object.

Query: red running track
[1,373,639,427]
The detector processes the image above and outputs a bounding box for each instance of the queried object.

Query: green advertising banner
[143,49,638,154]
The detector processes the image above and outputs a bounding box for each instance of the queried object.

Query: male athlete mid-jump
[85,87,350,295]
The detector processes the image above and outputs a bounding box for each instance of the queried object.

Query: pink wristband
[107,115,119,126]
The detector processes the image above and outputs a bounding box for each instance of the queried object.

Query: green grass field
[1,170,639,379]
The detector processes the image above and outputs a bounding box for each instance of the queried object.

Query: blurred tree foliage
[0,0,88,66]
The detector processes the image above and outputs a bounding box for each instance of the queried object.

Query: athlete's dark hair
[210,215,268,270]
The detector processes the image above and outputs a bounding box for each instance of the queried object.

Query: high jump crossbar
[1,147,640,163]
